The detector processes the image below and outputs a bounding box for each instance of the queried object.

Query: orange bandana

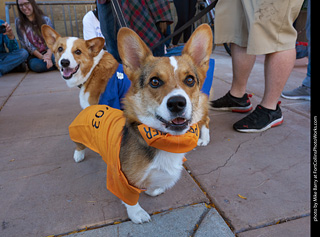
[138,124,199,153]
[69,105,198,205]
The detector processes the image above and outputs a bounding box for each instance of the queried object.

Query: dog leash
[151,0,218,50]
[110,0,128,28]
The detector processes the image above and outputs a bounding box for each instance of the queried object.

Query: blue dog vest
[98,64,131,110]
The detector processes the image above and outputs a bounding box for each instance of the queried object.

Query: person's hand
[42,49,52,60]
[2,22,15,40]
[43,58,53,69]
[43,49,53,68]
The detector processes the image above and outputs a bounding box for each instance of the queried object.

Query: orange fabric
[138,124,199,153]
[69,105,142,205]
[69,105,197,205]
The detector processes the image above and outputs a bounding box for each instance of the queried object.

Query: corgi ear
[86,37,105,57]
[41,25,61,50]
[182,24,213,69]
[117,27,152,77]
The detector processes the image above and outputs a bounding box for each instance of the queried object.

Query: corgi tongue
[63,67,76,78]
[171,118,187,125]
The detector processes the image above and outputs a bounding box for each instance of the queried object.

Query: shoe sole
[235,116,284,133]
[281,94,310,101]
[210,104,253,113]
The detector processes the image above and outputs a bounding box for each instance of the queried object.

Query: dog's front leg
[198,113,210,146]
[198,124,210,146]
[123,202,151,224]
[73,142,86,163]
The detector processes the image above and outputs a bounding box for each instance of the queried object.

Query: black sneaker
[210,91,253,113]
[233,104,283,133]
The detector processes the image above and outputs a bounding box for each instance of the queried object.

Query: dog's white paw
[198,126,210,146]
[145,187,165,197]
[73,149,85,163]
[124,202,151,224]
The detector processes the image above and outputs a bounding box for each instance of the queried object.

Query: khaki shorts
[214,0,304,55]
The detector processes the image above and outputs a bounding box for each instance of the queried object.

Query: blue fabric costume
[98,64,131,110]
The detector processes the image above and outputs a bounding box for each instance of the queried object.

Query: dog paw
[197,137,210,146]
[124,202,151,224]
[73,150,85,163]
[198,126,210,146]
[145,188,165,197]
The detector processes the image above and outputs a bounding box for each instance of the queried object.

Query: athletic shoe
[210,91,253,113]
[281,85,310,101]
[233,104,283,133]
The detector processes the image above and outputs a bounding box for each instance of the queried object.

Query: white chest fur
[139,150,185,194]
[79,86,90,109]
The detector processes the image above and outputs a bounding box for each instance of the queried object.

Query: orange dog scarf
[69,105,199,205]
[138,124,199,153]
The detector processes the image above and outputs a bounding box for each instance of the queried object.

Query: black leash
[151,0,218,50]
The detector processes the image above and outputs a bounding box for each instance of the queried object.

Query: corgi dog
[41,25,131,110]
[68,24,212,224]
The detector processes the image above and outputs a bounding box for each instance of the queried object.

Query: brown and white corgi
[69,24,212,224]
[41,25,131,110]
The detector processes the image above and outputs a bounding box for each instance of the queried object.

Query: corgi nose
[167,96,186,113]
[60,59,70,68]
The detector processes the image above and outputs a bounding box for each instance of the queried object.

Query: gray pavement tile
[0,72,26,108]
[194,208,234,237]
[0,134,208,237]
[13,70,76,96]
[69,204,234,237]
[0,89,81,142]
[186,108,310,233]
[237,216,310,237]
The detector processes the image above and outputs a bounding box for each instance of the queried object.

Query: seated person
[0,19,28,77]
[82,8,105,41]
[15,0,56,73]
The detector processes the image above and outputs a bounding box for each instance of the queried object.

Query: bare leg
[229,44,256,98]
[261,49,296,110]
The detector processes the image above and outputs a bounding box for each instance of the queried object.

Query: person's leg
[172,0,188,45]
[229,43,256,98]
[27,57,47,73]
[183,0,197,43]
[0,49,29,76]
[261,49,296,110]
[97,1,121,62]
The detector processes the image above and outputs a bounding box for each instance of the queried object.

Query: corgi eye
[58,46,63,52]
[184,76,195,87]
[75,49,82,55]
[149,77,163,88]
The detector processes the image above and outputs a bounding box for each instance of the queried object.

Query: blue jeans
[0,48,28,77]
[97,1,121,62]
[27,54,56,73]
[302,0,310,88]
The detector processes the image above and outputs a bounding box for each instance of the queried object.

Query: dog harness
[98,64,131,110]
[69,105,199,205]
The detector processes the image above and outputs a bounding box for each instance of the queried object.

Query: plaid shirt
[98,0,172,48]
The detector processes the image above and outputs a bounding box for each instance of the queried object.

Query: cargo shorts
[214,0,304,55]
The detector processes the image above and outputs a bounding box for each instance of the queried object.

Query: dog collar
[77,81,87,89]
[137,123,199,153]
